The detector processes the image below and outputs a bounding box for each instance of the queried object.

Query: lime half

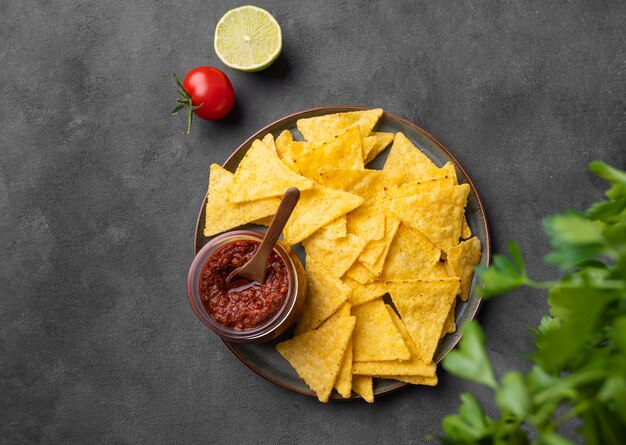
[214,5,282,72]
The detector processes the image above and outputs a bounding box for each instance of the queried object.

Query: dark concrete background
[1,0,624,443]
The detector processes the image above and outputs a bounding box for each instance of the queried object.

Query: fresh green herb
[435,162,626,444]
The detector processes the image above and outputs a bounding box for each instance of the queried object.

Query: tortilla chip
[204,164,280,237]
[441,298,457,338]
[296,126,364,178]
[367,215,402,276]
[379,223,441,281]
[274,130,308,172]
[344,277,388,307]
[344,261,375,284]
[283,185,364,245]
[295,260,351,334]
[332,303,353,398]
[364,132,395,164]
[230,140,314,202]
[346,205,385,241]
[303,232,367,278]
[352,306,436,377]
[446,237,482,301]
[461,216,472,239]
[389,375,438,386]
[387,279,460,363]
[384,180,470,252]
[276,313,355,403]
[352,299,410,362]
[262,133,277,153]
[316,168,385,202]
[352,375,374,403]
[358,239,386,269]
[383,132,440,182]
[314,215,347,239]
[297,108,383,145]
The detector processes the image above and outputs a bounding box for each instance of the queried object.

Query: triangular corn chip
[352,306,436,377]
[295,260,351,334]
[367,215,402,277]
[441,298,457,338]
[461,216,472,239]
[384,180,470,252]
[313,214,347,240]
[332,303,353,398]
[230,139,314,202]
[276,313,355,403]
[262,133,277,153]
[297,108,383,145]
[283,185,364,245]
[296,126,364,178]
[275,130,308,172]
[204,164,280,237]
[358,239,386,270]
[352,375,374,403]
[344,277,388,307]
[352,299,410,362]
[390,375,438,386]
[383,132,439,182]
[388,279,460,363]
[251,215,274,226]
[379,224,441,281]
[344,261,375,284]
[346,204,385,241]
[364,132,394,164]
[446,237,482,301]
[303,232,367,278]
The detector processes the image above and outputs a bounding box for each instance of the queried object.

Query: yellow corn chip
[441,298,457,338]
[364,132,395,164]
[297,108,383,145]
[344,261,375,284]
[230,140,314,202]
[276,313,355,403]
[332,303,353,398]
[367,215,402,276]
[316,168,385,202]
[262,133,277,153]
[314,214,347,239]
[379,224,441,281]
[204,164,280,237]
[283,185,364,245]
[352,299,410,362]
[388,279,460,363]
[344,277,388,307]
[384,180,470,252]
[346,205,385,241]
[303,232,367,278]
[352,306,436,377]
[295,260,351,334]
[296,126,365,178]
[358,239,386,269]
[383,132,440,182]
[461,216,472,239]
[352,375,374,403]
[389,375,438,386]
[446,237,482,301]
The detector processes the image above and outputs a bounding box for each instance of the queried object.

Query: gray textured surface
[1,0,624,443]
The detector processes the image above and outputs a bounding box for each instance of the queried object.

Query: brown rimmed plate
[193,106,490,401]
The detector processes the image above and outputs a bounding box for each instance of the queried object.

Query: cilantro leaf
[495,372,531,418]
[442,321,497,389]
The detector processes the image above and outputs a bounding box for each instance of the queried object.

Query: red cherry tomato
[172,66,235,133]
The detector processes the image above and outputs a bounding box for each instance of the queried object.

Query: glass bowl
[187,230,306,343]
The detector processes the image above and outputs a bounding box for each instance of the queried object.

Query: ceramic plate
[193,106,490,400]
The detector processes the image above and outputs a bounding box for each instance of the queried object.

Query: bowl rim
[192,105,491,401]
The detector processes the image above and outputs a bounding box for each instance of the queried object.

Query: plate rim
[192,105,491,401]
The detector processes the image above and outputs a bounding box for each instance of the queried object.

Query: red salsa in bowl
[187,231,306,343]
[200,240,289,330]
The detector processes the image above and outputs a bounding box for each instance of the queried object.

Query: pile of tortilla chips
[203,109,482,403]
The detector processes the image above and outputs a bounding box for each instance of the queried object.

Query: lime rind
[214,5,282,72]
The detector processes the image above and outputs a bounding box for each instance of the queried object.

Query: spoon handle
[254,187,300,278]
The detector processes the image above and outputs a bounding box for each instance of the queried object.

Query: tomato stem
[171,73,203,134]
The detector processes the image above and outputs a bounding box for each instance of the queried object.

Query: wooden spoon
[225,187,300,285]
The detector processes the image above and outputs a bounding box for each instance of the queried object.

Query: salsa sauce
[200,240,289,330]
